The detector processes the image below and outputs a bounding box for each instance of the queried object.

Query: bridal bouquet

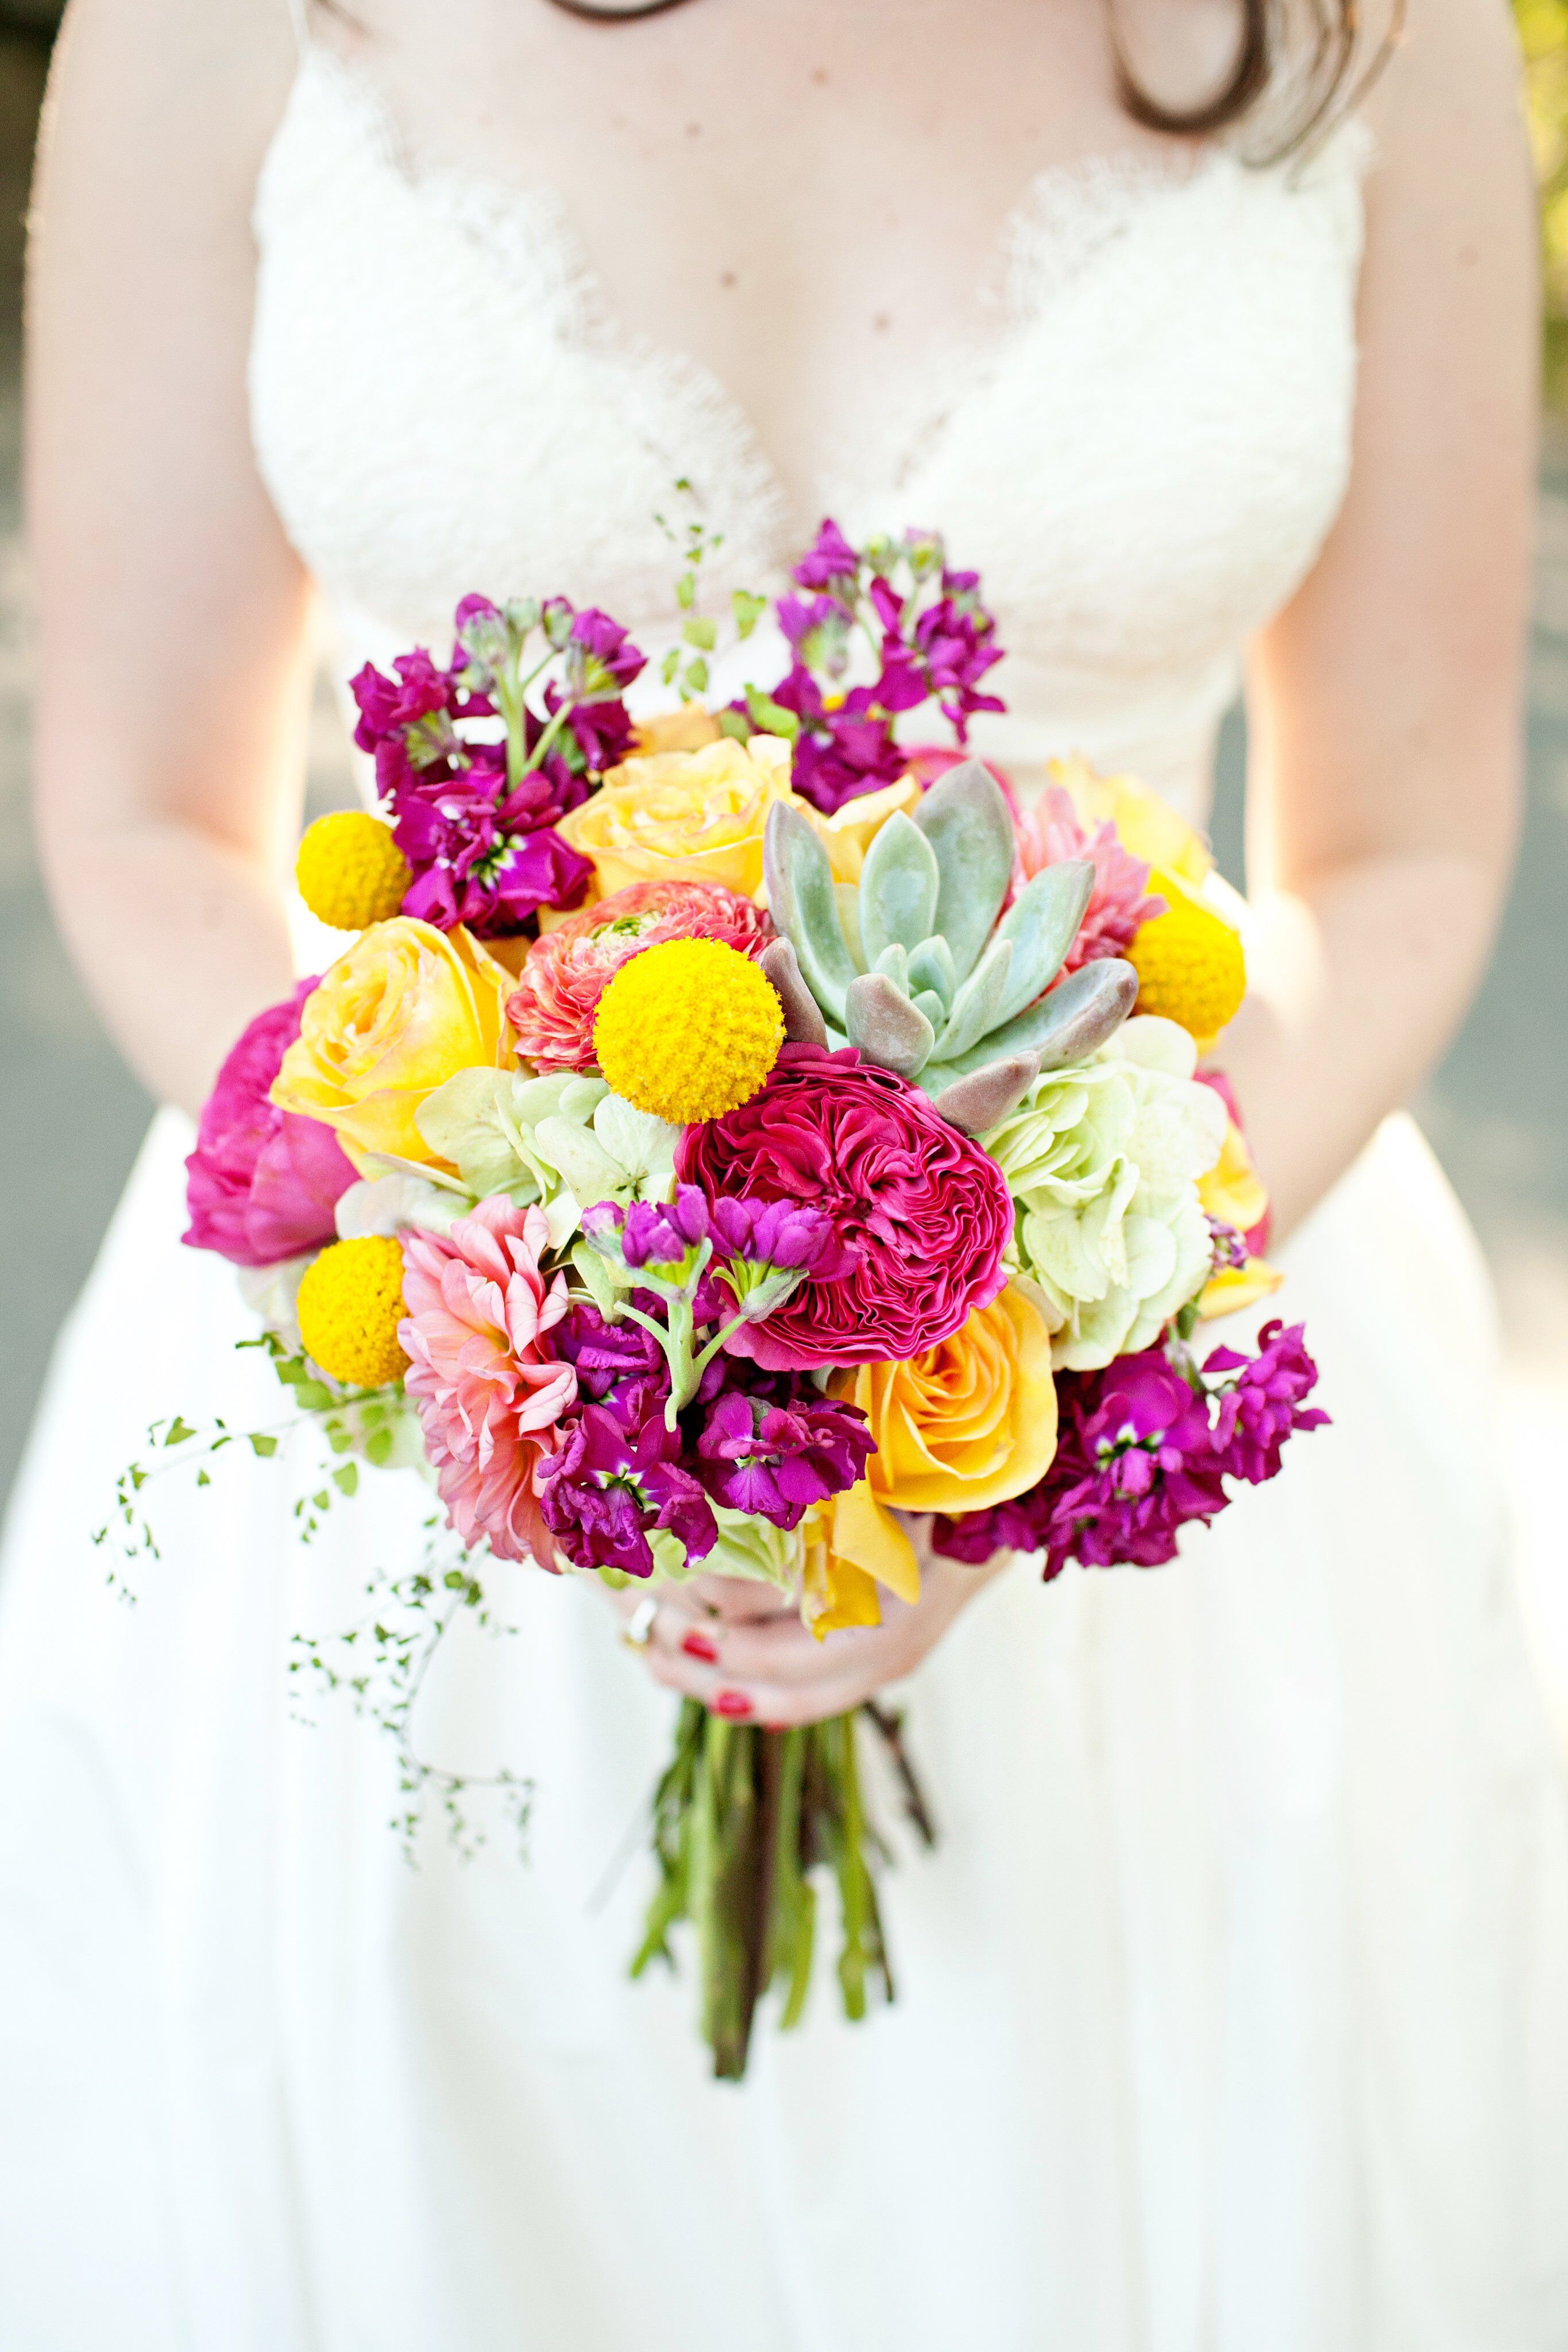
[157,523,1325,2077]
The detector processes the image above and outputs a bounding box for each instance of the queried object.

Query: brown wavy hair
[318,0,1401,155]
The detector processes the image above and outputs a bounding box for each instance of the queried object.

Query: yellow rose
[1198,1257,1284,1319]
[271,918,515,1169]
[556,733,798,899]
[1198,1117,1270,1238]
[819,1283,1058,1617]
[631,706,723,756]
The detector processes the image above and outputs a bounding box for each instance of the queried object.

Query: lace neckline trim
[257,42,1369,536]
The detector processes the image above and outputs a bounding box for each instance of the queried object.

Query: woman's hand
[601,1520,1011,1727]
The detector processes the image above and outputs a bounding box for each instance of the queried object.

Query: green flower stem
[631,1704,918,2080]
[520,693,573,780]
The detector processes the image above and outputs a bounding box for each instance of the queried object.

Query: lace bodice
[249,42,1369,820]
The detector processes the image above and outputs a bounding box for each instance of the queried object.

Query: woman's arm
[1225,0,1537,1236]
[29,0,311,1118]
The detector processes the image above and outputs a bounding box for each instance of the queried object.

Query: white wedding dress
[4,26,1568,2352]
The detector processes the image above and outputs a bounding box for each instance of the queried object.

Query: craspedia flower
[592,937,784,1123]
[296,812,412,931]
[296,1234,411,1387]
[507,879,774,1071]
[1126,870,1246,1039]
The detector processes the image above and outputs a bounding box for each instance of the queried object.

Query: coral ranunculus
[183,979,356,1267]
[399,1198,577,1566]
[676,1043,1014,1370]
[270,919,516,1170]
[506,879,774,1071]
[555,733,798,899]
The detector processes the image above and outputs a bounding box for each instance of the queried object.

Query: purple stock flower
[619,1185,711,1272]
[536,1402,718,1578]
[708,1194,851,1276]
[932,1329,1326,1578]
[790,517,861,597]
[388,763,594,937]
[692,1377,873,1530]
[1207,1322,1329,1484]
[550,1300,669,1431]
[349,593,644,939]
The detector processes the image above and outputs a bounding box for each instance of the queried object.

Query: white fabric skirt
[2,1104,1567,2352]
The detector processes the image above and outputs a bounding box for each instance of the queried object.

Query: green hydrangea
[982,1015,1227,1369]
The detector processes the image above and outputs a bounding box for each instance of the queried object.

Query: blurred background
[2,7,1567,1659]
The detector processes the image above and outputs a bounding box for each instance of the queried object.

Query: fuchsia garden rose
[182,979,356,1268]
[399,1198,578,1566]
[676,1043,1014,1370]
[506,879,774,1071]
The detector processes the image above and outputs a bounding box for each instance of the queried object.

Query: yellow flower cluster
[1127,868,1246,1041]
[295,811,412,931]
[296,1235,411,1388]
[593,937,784,1125]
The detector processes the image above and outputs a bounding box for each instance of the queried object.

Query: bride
[5,0,1567,2341]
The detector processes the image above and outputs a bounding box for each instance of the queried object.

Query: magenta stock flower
[392,760,594,936]
[677,1044,1013,1370]
[183,979,356,1268]
[349,593,645,939]
[790,516,861,596]
[536,1403,717,1578]
[693,1380,873,1528]
[1013,786,1165,971]
[932,1328,1327,1576]
[399,1199,578,1566]
[1207,1322,1329,1482]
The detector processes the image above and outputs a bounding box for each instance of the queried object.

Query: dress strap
[285,0,309,51]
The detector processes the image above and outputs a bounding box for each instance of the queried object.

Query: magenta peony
[1014,786,1165,972]
[506,880,775,1071]
[399,1198,578,1565]
[675,1042,1014,1371]
[183,979,356,1268]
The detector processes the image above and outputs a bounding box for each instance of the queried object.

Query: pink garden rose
[399,1198,577,1565]
[676,1043,1014,1371]
[183,979,356,1268]
[506,879,774,1071]
[1014,786,1165,971]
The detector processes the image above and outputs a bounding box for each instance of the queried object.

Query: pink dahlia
[506,880,775,1071]
[675,1042,1014,1372]
[183,979,356,1268]
[399,1198,577,1565]
[1014,786,1165,972]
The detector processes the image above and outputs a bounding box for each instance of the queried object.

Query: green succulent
[760,759,1138,1130]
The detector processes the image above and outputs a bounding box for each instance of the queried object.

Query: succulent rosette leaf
[763,759,1138,1131]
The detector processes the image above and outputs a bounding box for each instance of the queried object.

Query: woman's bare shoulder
[45,0,300,214]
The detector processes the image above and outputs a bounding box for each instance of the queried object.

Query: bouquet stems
[632,1700,932,2080]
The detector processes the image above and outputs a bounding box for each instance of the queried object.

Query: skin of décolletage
[27,0,1536,1720]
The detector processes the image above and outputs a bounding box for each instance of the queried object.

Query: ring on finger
[623,1595,659,1650]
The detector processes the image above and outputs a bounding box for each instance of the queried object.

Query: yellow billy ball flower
[296,811,412,930]
[592,936,785,1124]
[1127,870,1246,1040]
[296,1235,411,1388]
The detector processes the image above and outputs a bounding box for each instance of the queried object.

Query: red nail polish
[713,1689,752,1719]
[682,1631,720,1663]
